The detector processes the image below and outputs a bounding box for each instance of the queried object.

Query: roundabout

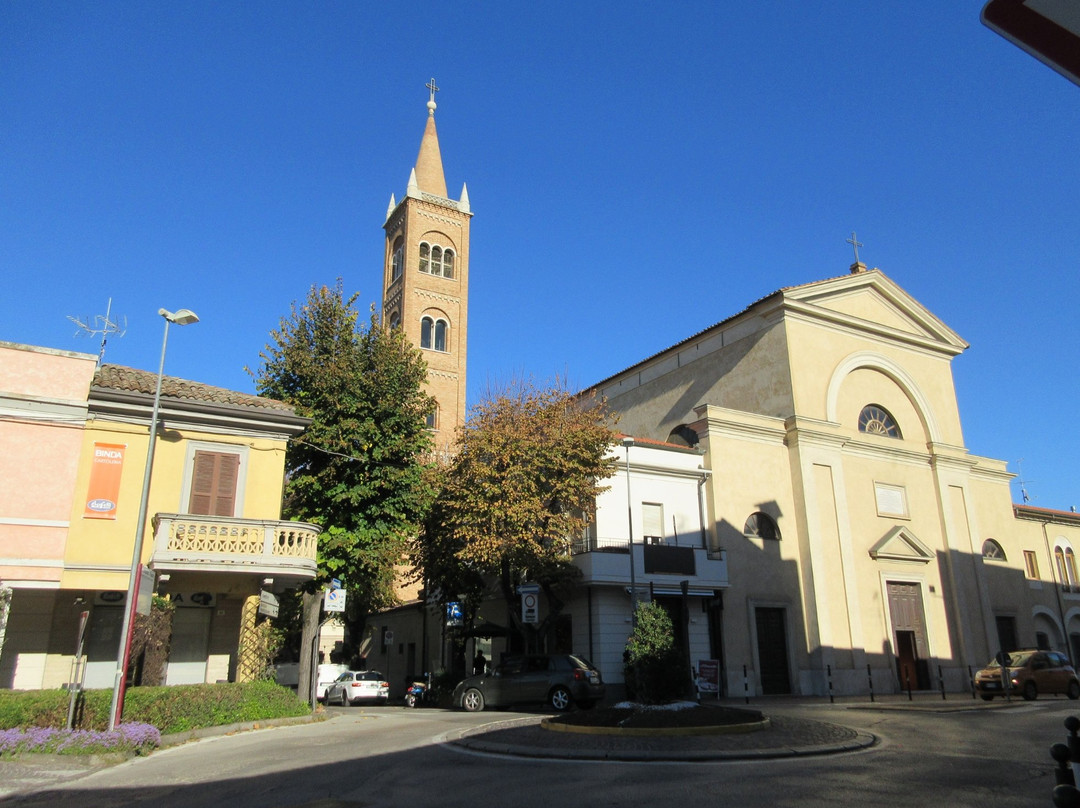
[447,702,877,761]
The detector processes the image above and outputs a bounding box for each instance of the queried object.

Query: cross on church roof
[426,78,440,102]
[846,231,864,264]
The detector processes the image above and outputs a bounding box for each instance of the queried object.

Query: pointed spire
[413,78,448,197]
[458,182,470,213]
[386,193,396,220]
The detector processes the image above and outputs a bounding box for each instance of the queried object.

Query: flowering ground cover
[0,723,161,757]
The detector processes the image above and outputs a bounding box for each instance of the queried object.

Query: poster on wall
[83,443,126,519]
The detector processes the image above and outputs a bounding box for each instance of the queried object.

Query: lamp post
[108,307,198,730]
[623,436,636,627]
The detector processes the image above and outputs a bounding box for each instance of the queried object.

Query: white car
[325,670,390,706]
[315,663,350,702]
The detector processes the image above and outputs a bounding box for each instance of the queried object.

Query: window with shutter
[188,451,240,516]
[642,502,664,543]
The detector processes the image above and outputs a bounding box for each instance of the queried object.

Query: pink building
[0,342,98,688]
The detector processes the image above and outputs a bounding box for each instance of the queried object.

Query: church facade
[589,262,1080,697]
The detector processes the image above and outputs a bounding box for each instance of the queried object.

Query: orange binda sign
[84,442,126,519]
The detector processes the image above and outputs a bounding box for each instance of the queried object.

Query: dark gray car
[453,653,605,712]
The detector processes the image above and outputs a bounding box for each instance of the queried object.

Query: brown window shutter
[189,451,239,516]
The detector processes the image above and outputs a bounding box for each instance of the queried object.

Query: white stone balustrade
[150,512,320,582]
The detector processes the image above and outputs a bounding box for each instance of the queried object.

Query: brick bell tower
[382,79,471,448]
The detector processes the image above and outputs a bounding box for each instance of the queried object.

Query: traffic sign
[521,592,539,624]
[982,0,1080,87]
[324,588,346,613]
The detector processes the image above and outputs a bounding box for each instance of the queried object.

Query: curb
[445,716,878,762]
[540,715,772,737]
[158,712,323,748]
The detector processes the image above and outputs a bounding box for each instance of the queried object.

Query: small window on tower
[434,320,447,352]
[391,238,404,282]
[431,246,443,275]
[426,402,438,430]
[442,249,454,279]
[420,316,433,349]
[419,243,430,274]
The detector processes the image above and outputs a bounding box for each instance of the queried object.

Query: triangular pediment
[869,526,934,563]
[783,270,968,356]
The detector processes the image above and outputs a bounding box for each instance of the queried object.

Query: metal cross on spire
[426,77,440,103]
[846,232,864,264]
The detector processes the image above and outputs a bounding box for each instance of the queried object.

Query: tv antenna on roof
[68,297,126,365]
[1014,458,1035,504]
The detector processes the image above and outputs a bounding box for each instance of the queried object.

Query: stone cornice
[414,288,461,306]
[783,301,963,358]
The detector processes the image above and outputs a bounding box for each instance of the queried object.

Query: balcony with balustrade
[150,512,320,585]
[570,533,728,591]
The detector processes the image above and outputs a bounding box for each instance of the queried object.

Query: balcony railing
[150,513,320,581]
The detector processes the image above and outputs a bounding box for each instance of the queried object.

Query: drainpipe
[697,472,709,549]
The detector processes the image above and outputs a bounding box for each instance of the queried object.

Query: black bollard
[968,665,975,699]
[827,664,834,704]
[1054,784,1080,808]
[867,663,875,703]
[1065,716,1080,784]
[743,664,749,705]
[1052,743,1075,786]
[938,665,946,700]
[905,665,913,701]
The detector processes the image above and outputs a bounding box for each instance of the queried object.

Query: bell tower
[382,80,472,445]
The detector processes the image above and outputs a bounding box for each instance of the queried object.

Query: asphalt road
[0,697,1073,808]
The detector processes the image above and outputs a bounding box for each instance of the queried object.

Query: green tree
[624,600,689,704]
[416,380,615,655]
[253,280,436,671]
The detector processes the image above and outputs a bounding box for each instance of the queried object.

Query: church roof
[413,102,448,198]
[587,268,967,392]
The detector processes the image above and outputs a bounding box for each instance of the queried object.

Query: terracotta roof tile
[93,364,295,413]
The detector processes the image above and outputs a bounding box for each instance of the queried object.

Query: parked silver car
[453,653,605,712]
[325,670,390,706]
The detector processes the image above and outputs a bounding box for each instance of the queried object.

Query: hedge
[0,680,311,735]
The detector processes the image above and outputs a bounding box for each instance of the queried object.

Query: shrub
[0,681,311,736]
[623,601,691,704]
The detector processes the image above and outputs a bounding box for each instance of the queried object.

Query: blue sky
[3,3,1077,510]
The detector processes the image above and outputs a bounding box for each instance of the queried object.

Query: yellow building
[0,350,321,690]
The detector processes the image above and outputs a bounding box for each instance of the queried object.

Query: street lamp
[623,436,636,627]
[108,307,198,730]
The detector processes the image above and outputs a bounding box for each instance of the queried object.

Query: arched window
[388,311,400,330]
[426,402,438,430]
[982,539,1006,561]
[418,242,455,278]
[743,512,780,541]
[420,316,448,352]
[859,404,902,438]
[666,424,699,447]
[1056,543,1078,592]
[391,237,404,282]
